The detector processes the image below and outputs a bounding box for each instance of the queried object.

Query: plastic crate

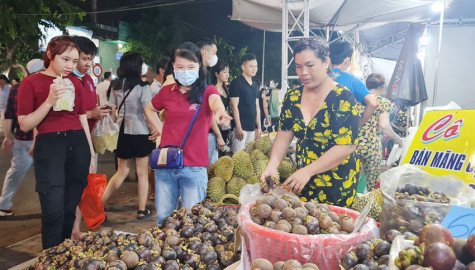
[238,203,379,270]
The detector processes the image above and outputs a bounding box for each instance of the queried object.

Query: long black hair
[210,60,229,95]
[174,42,209,104]
[111,52,147,92]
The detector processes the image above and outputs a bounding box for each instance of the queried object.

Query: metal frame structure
[281,0,312,91]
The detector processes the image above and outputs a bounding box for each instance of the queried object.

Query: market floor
[0,149,158,269]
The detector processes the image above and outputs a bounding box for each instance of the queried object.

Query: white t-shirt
[96,80,111,105]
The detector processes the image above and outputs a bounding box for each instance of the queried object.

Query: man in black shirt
[230,54,261,153]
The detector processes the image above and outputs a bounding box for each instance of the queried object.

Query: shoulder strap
[180,93,204,149]
[118,78,133,113]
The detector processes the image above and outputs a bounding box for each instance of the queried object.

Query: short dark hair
[0,74,9,83]
[329,40,353,65]
[72,36,98,56]
[112,52,145,91]
[104,71,111,79]
[156,56,170,74]
[366,73,385,90]
[196,38,214,50]
[241,53,257,64]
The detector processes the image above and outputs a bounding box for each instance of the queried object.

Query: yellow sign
[402,110,475,187]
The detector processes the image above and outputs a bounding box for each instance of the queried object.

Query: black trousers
[34,130,90,249]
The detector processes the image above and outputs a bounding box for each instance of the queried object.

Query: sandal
[137,209,151,220]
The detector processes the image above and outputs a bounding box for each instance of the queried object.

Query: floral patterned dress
[356,96,393,190]
[279,85,360,207]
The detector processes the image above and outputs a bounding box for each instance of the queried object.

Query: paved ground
[0,148,158,269]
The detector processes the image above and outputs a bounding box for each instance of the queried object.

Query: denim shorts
[154,166,208,225]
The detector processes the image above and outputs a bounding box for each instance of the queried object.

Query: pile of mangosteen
[394,224,475,270]
[28,199,240,269]
[339,239,392,270]
[249,192,356,235]
[250,258,320,270]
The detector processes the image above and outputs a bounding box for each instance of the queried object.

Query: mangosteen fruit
[256,204,273,219]
[355,244,371,261]
[201,248,218,265]
[274,223,291,233]
[377,254,390,266]
[120,250,139,269]
[282,207,297,220]
[273,261,285,270]
[281,259,301,270]
[104,250,120,263]
[163,260,180,270]
[467,233,475,257]
[353,264,370,270]
[136,247,153,262]
[218,250,235,266]
[385,229,402,243]
[274,199,289,211]
[251,258,273,270]
[302,263,319,269]
[162,246,177,261]
[374,240,391,257]
[107,260,128,270]
[184,253,200,268]
[423,242,456,270]
[304,217,320,234]
[339,216,355,233]
[340,253,358,269]
[319,215,333,230]
[291,225,308,235]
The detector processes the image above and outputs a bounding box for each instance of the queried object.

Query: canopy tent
[231,0,438,33]
[231,0,444,89]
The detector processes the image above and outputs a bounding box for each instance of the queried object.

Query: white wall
[424,25,475,109]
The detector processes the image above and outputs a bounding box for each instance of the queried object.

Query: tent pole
[262,30,266,86]
[432,0,446,107]
[281,0,288,91]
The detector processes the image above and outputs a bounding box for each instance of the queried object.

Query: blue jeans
[154,166,208,225]
[0,140,34,210]
[208,133,218,165]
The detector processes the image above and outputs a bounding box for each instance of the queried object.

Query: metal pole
[262,30,266,86]
[432,0,446,107]
[91,0,97,27]
[281,1,288,91]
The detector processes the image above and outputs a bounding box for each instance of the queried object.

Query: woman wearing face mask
[210,61,231,156]
[145,42,232,225]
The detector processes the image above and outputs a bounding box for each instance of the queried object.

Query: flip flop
[137,209,151,220]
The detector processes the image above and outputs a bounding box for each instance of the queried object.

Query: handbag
[150,94,203,169]
[78,174,107,229]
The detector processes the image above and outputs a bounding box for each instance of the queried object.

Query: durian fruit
[213,156,234,182]
[247,175,260,185]
[351,189,383,221]
[207,177,226,203]
[255,136,272,156]
[208,162,217,179]
[253,159,268,179]
[245,141,256,154]
[278,160,296,181]
[226,177,247,197]
[232,150,254,180]
[250,149,268,169]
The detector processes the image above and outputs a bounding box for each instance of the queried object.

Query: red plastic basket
[238,203,379,270]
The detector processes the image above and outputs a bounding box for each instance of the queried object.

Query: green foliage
[119,40,155,66]
[124,8,188,68]
[215,37,247,82]
[0,0,85,72]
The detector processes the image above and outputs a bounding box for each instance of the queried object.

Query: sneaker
[0,209,14,216]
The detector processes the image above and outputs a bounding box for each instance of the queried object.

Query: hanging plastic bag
[91,118,106,154]
[78,174,107,229]
[379,164,475,235]
[53,76,75,111]
[101,115,119,152]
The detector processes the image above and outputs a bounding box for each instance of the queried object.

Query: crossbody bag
[149,94,203,169]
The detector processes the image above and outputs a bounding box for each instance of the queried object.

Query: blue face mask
[73,68,85,78]
[174,70,199,86]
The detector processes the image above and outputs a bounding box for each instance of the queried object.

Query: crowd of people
[0,34,410,249]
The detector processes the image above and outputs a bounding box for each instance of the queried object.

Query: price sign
[441,205,475,238]
[93,64,103,78]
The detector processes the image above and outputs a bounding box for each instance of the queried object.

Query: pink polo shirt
[151,83,219,167]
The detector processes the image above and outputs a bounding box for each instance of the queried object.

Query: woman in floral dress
[260,37,360,207]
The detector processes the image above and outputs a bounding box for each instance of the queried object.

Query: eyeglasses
[296,38,329,56]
